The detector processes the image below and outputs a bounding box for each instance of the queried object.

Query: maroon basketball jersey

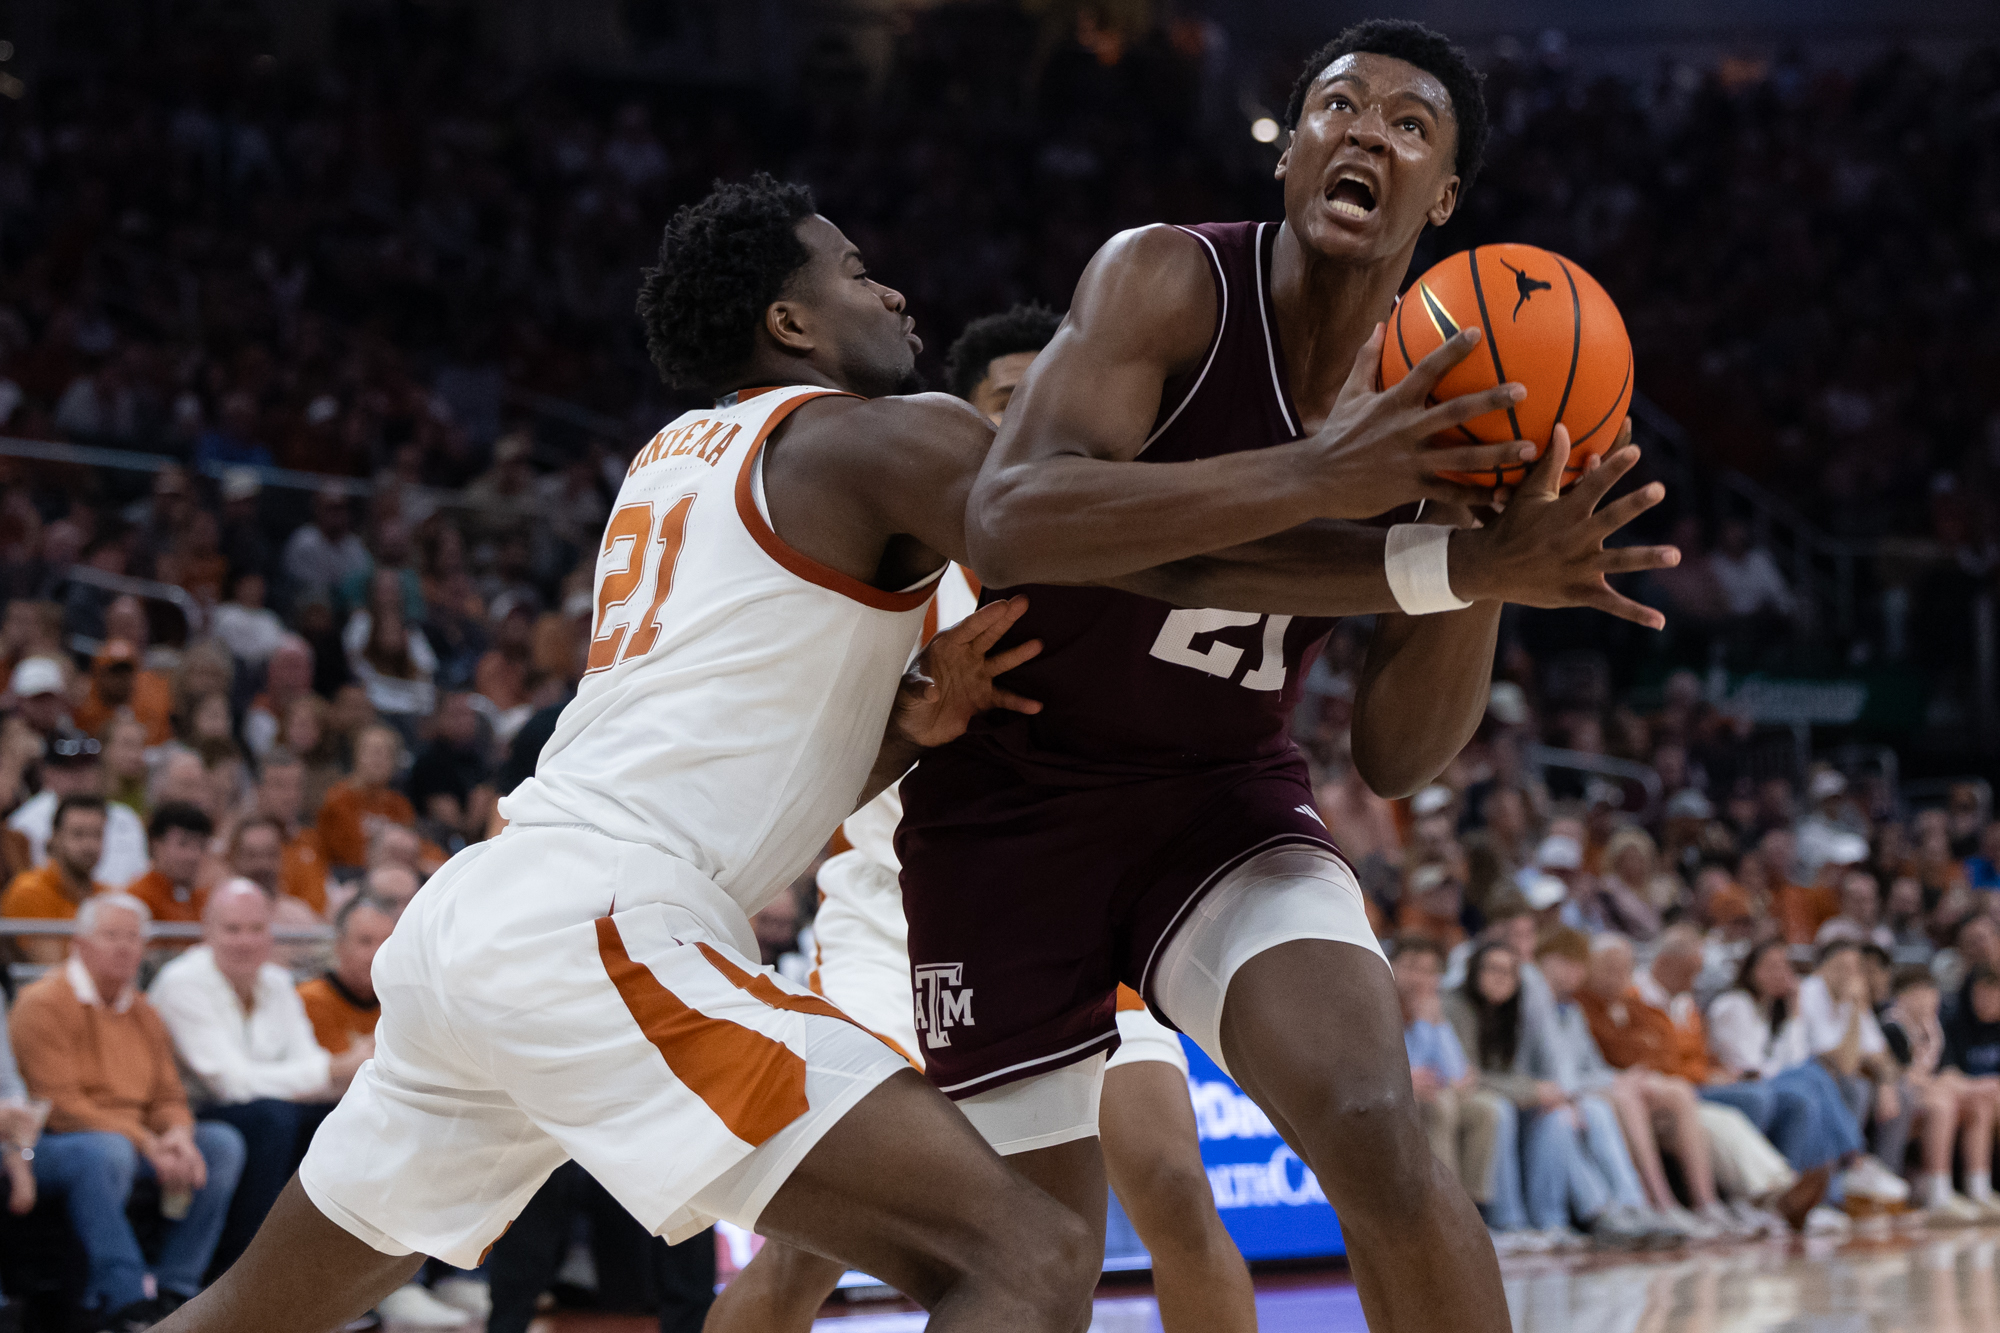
[967,220,1336,771]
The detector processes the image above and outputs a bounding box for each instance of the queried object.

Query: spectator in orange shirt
[1762,828,1842,945]
[1574,934,1729,1230]
[248,751,336,914]
[0,794,110,964]
[297,895,393,1058]
[315,725,414,870]
[124,802,216,926]
[72,639,173,746]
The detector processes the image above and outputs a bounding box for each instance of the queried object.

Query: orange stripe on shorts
[696,942,919,1070]
[595,917,808,1147]
[1115,984,1146,1013]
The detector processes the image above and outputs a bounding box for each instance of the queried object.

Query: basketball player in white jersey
[157,171,1669,1333]
[709,306,1257,1331]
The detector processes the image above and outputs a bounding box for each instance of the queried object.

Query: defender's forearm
[1351,603,1503,798]
[967,444,1328,588]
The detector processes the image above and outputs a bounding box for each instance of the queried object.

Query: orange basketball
[1379,243,1633,488]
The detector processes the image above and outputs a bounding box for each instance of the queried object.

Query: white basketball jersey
[835,563,983,872]
[499,384,940,916]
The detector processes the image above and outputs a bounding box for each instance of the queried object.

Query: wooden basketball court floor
[511,1224,2000,1332]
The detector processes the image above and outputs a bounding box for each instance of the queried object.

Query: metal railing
[1524,744,1664,822]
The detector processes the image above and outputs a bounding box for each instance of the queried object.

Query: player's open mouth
[1326,175,1377,220]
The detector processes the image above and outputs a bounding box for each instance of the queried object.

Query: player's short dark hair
[1284,19,1489,191]
[148,800,214,843]
[52,793,107,833]
[943,303,1063,402]
[636,173,819,394]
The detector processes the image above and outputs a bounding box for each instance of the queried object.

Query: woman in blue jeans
[1445,942,1664,1247]
[1706,940,1898,1206]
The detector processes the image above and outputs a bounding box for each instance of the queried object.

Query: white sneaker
[1964,1193,2000,1222]
[1700,1201,1759,1239]
[1669,1205,1728,1242]
[1542,1226,1591,1251]
[430,1279,491,1320]
[376,1284,472,1329]
[1803,1205,1854,1237]
[1841,1157,1912,1204]
[1928,1193,1989,1227]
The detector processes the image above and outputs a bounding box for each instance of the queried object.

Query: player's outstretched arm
[963,225,1536,587]
[1116,421,1676,620]
[1346,424,1675,797]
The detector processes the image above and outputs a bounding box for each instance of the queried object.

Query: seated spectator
[1710,518,1797,620]
[1444,938,1667,1247]
[1800,940,1913,1178]
[1,794,111,964]
[10,656,74,739]
[248,752,334,913]
[1535,929,1704,1239]
[1761,828,1841,946]
[124,802,217,927]
[101,714,152,818]
[8,895,246,1328]
[1935,914,2000,998]
[1391,936,1509,1236]
[1969,822,2000,892]
[363,864,422,920]
[210,572,289,671]
[1580,932,1810,1234]
[1396,863,1468,951]
[1599,828,1686,924]
[297,895,390,1061]
[242,638,314,762]
[344,582,439,739]
[7,729,148,889]
[1706,940,1906,1210]
[315,725,415,870]
[148,881,365,1271]
[72,640,172,746]
[1634,930,1840,1206]
[408,693,494,855]
[1884,968,2000,1219]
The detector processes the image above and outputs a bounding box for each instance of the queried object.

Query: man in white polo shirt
[148,881,370,1273]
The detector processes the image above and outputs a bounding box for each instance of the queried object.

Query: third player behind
[897,19,1676,1333]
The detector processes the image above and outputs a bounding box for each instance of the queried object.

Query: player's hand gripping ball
[1381,243,1633,489]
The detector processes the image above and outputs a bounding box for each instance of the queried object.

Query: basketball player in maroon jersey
[895,20,1666,1333]
[159,157,1669,1329]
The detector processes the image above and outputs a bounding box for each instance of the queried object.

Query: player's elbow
[965,472,1052,588]
[1349,726,1441,801]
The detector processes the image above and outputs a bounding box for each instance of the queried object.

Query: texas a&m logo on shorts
[913,963,974,1050]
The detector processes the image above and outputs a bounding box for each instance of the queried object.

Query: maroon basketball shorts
[896,743,1373,1126]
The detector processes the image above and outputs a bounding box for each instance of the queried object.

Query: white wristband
[1385,524,1472,615]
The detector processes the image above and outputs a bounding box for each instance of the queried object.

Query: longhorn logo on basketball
[914,963,975,1050]
[1499,257,1553,319]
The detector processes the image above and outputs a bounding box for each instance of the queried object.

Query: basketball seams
[1551,257,1582,440]
[1466,248,1525,444]
[1570,352,1633,449]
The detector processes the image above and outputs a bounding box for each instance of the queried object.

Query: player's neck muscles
[1268,221,1410,425]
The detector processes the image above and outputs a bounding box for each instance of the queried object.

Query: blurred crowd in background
[0,0,1995,1328]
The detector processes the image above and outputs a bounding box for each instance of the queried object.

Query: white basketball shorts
[298,825,908,1268]
[811,848,922,1065]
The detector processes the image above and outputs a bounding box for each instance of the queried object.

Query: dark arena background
[1,0,2000,1330]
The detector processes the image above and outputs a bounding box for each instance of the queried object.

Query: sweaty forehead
[1313,51,1455,124]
